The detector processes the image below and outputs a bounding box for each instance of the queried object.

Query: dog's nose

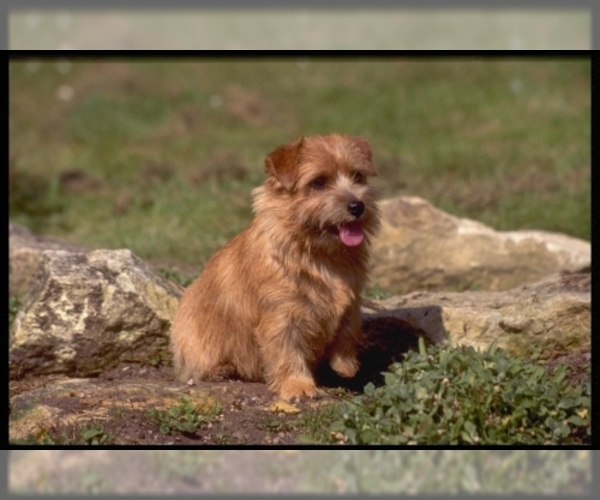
[347,200,365,218]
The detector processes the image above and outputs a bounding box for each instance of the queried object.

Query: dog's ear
[264,138,304,190]
[349,136,376,176]
[349,136,372,162]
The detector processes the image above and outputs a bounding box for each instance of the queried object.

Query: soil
[9,316,429,446]
[9,360,353,446]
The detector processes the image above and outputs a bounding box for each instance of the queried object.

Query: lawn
[9,58,590,280]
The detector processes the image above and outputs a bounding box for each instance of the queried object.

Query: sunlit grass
[9,59,590,270]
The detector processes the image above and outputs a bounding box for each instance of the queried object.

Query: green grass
[9,59,590,272]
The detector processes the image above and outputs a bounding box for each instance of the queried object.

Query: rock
[9,223,89,297]
[370,196,590,294]
[362,272,590,360]
[8,223,590,445]
[10,249,182,380]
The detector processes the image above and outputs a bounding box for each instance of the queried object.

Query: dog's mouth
[330,220,365,247]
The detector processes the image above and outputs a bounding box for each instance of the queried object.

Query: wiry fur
[170,134,380,400]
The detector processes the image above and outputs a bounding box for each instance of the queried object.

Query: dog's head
[258,134,379,249]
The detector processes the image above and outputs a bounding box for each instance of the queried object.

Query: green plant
[294,403,344,444]
[151,397,221,435]
[310,339,589,445]
[258,417,287,432]
[79,425,113,445]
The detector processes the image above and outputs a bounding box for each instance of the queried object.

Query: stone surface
[362,272,590,360]
[370,196,591,294]
[9,223,88,297]
[10,249,182,379]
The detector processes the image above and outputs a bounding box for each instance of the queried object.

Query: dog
[170,134,379,400]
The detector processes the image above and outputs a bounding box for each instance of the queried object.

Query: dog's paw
[278,376,321,401]
[329,354,359,378]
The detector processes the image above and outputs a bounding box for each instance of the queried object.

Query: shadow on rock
[316,315,441,392]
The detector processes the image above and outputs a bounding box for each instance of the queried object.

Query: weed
[258,417,302,434]
[150,396,221,436]
[79,425,113,445]
[293,403,343,444]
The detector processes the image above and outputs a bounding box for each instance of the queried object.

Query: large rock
[370,196,590,294]
[9,223,88,297]
[362,272,590,360]
[10,249,182,380]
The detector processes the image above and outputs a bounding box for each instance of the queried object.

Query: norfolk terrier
[170,134,379,400]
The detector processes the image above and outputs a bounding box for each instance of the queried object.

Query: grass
[9,58,590,276]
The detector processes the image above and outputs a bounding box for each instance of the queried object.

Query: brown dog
[170,134,380,400]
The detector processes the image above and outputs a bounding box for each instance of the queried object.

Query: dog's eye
[311,176,328,189]
[352,172,366,184]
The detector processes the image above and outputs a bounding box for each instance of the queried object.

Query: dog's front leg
[328,305,362,378]
[254,314,322,401]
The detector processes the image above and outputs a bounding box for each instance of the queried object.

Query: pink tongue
[339,220,364,246]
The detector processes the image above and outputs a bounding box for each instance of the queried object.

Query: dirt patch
[9,317,429,446]
[9,360,351,446]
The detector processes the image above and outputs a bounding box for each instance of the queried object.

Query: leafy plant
[79,425,113,445]
[309,339,589,445]
[151,397,221,436]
